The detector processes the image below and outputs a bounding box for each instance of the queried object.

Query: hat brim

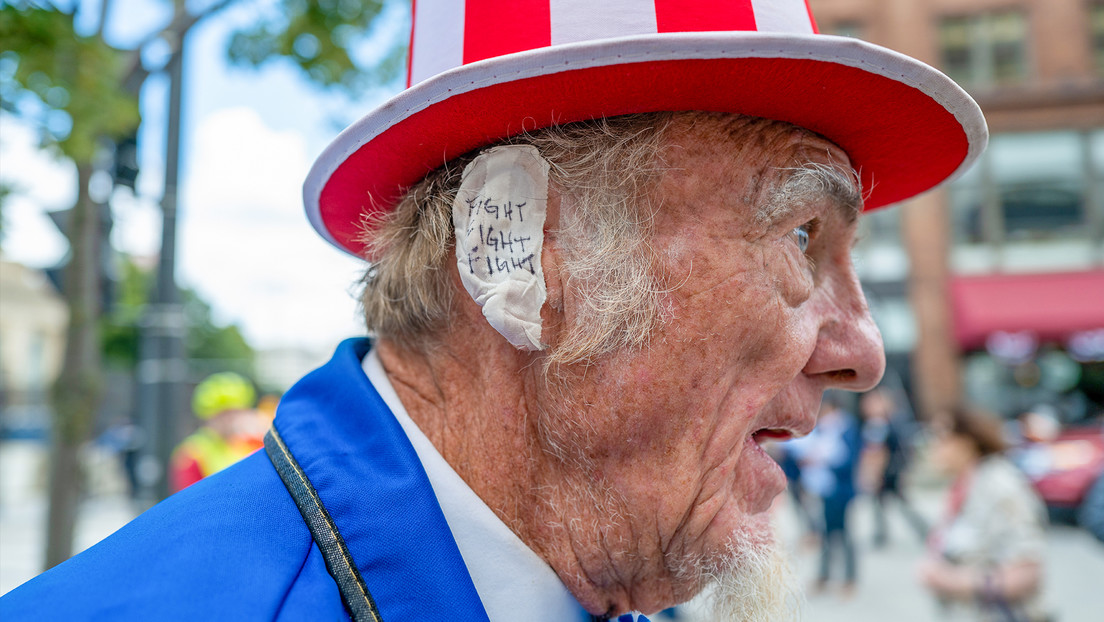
[305,32,987,258]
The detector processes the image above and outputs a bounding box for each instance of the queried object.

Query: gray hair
[759,161,863,228]
[357,113,673,365]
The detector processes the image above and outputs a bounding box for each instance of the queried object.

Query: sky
[1,0,410,351]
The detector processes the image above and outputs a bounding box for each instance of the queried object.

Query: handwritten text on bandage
[461,196,537,277]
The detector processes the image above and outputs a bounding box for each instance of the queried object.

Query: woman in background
[918,404,1049,621]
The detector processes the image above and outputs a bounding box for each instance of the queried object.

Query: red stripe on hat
[406,0,418,87]
[654,0,757,32]
[463,0,551,65]
[804,0,819,34]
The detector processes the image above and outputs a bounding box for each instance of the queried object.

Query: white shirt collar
[362,347,585,622]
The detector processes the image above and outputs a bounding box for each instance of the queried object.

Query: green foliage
[101,258,255,372]
[182,288,255,368]
[227,0,404,92]
[100,259,151,366]
[0,3,140,163]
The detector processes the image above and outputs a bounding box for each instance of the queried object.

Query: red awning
[950,270,1104,349]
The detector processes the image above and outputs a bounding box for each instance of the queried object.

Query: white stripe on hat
[550,0,659,45]
[751,0,815,34]
[410,0,466,85]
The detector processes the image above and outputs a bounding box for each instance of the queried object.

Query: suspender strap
[264,428,384,622]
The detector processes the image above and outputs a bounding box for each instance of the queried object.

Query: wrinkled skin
[380,113,886,616]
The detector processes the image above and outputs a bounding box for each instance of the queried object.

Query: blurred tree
[183,290,254,370]
[101,260,151,367]
[0,2,140,571]
[102,258,255,372]
[0,0,403,568]
[227,0,405,93]
[0,5,140,160]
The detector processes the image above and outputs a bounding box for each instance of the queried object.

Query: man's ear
[540,187,566,345]
[451,144,550,351]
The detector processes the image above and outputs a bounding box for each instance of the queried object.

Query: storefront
[951,270,1104,421]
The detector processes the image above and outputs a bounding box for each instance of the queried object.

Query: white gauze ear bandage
[452,145,549,351]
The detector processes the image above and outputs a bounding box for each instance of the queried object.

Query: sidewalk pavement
[1,493,141,595]
[0,440,142,595]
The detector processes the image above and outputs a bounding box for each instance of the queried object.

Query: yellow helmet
[192,372,256,420]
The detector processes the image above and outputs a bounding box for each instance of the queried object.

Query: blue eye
[791,225,810,253]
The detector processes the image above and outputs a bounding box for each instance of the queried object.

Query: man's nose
[801,270,886,391]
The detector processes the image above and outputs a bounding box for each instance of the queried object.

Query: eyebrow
[756,162,863,227]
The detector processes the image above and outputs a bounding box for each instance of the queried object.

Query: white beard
[683,519,803,621]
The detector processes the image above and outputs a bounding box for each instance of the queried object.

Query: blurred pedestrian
[859,387,928,547]
[96,416,145,499]
[768,437,820,545]
[169,372,265,492]
[801,392,864,596]
[918,404,1049,621]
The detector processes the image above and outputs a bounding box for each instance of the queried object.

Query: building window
[950,130,1103,245]
[854,204,909,283]
[962,348,1103,422]
[939,10,1029,88]
[859,203,900,242]
[1093,2,1104,75]
[825,21,864,39]
[866,295,916,354]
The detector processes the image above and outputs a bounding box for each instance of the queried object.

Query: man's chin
[687,518,803,622]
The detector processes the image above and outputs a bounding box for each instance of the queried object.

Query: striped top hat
[305,0,987,258]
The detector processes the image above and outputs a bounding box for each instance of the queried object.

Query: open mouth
[752,428,795,444]
[743,429,795,513]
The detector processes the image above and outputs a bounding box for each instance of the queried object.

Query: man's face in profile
[536,114,885,614]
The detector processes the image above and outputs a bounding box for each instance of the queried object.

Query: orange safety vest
[170,428,261,492]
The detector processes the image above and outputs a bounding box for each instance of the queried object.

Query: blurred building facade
[0,258,68,436]
[254,345,333,394]
[812,0,1104,421]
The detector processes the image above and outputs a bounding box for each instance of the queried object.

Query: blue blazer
[1,339,491,621]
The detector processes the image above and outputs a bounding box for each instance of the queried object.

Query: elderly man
[1,1,984,620]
